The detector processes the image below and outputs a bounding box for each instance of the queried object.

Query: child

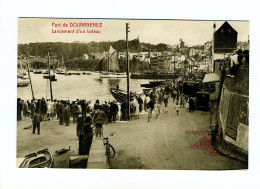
[175,102,180,115]
[185,99,190,112]
[154,101,161,119]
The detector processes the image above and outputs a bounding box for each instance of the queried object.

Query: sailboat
[43,58,57,81]
[99,45,127,78]
[55,56,66,75]
[17,60,30,87]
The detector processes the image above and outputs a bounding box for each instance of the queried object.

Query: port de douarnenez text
[51,22,102,34]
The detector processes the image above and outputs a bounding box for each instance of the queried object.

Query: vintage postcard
[17,18,249,170]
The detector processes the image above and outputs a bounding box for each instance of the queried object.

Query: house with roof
[189,46,204,57]
[214,21,238,54]
[204,41,211,53]
[82,54,89,60]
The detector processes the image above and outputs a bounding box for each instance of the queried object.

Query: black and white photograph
[16,18,249,170]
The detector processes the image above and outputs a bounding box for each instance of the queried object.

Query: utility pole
[26,57,34,100]
[108,46,110,72]
[126,23,130,120]
[48,52,53,101]
[174,53,176,74]
[211,22,216,73]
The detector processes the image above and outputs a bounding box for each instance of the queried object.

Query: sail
[109,51,120,72]
[96,58,106,71]
[96,45,120,72]
[109,45,116,54]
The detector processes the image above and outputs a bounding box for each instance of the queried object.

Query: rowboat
[19,149,53,168]
[17,78,30,87]
[110,88,136,102]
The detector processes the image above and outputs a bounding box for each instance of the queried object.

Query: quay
[16,97,247,170]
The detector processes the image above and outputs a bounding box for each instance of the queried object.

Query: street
[17,99,247,170]
[103,100,247,170]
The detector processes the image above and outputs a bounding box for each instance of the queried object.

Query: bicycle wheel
[106,144,111,164]
[109,144,116,158]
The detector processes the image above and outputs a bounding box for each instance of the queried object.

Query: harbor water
[17,71,156,102]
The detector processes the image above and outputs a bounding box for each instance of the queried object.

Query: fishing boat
[56,69,65,74]
[98,45,127,78]
[33,70,43,74]
[43,74,57,81]
[42,70,49,74]
[140,81,164,88]
[100,72,126,78]
[110,88,136,102]
[17,60,30,87]
[19,149,53,168]
[131,72,177,79]
[17,77,30,87]
[82,71,92,75]
[56,56,66,75]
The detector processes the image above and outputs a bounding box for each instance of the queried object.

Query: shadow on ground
[110,150,146,169]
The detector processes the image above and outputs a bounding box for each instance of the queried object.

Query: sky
[18,18,249,46]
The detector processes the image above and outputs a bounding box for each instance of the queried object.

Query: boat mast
[108,47,110,72]
[26,57,35,100]
[48,52,53,101]
[126,23,130,120]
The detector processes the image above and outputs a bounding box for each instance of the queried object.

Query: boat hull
[33,71,42,74]
[100,72,127,78]
[131,72,177,79]
[17,78,30,87]
[110,88,135,102]
[43,75,57,81]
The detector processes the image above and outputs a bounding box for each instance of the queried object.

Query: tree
[179,39,185,48]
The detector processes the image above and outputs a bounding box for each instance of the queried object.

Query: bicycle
[103,137,116,165]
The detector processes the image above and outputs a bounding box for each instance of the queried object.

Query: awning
[203,73,220,83]
[213,53,234,61]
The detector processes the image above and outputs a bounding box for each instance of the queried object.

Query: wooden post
[26,58,34,100]
[126,23,130,120]
[108,46,110,72]
[48,52,53,101]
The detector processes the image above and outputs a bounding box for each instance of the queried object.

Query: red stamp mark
[190,136,218,156]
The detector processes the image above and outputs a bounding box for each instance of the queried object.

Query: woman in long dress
[116,101,122,121]
[133,98,139,119]
[46,99,52,120]
[154,101,161,119]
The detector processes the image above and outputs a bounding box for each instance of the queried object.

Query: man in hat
[32,110,42,135]
[64,103,71,126]
[71,101,78,123]
[17,98,23,121]
[93,105,106,138]
[147,100,154,122]
[58,103,64,125]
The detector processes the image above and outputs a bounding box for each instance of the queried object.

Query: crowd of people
[17,77,200,136]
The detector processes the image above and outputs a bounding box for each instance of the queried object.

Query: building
[82,54,89,60]
[169,54,185,71]
[158,56,171,70]
[135,52,150,61]
[91,52,103,59]
[118,52,126,59]
[214,21,238,53]
[204,41,211,53]
[197,55,211,72]
[150,57,159,69]
[237,41,249,51]
[189,46,204,57]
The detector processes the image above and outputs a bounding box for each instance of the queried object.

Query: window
[229,29,231,34]
[221,29,224,34]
